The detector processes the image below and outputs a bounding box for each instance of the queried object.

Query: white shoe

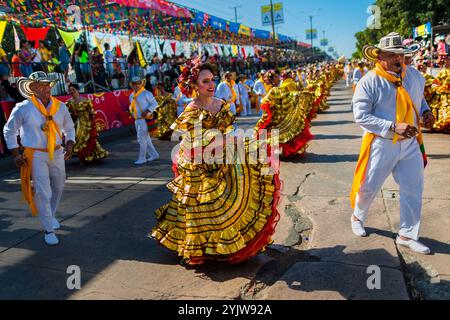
[52,218,60,230]
[396,236,431,255]
[147,155,160,162]
[44,232,59,246]
[351,216,367,237]
[134,159,147,165]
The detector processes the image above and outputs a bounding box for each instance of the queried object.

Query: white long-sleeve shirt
[237,82,249,100]
[3,98,75,150]
[215,82,240,105]
[353,66,430,139]
[129,90,158,118]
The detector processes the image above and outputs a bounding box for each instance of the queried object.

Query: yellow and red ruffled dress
[67,99,109,163]
[429,69,450,133]
[256,78,315,158]
[151,104,281,265]
[153,93,178,140]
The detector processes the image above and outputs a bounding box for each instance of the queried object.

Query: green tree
[353,0,450,57]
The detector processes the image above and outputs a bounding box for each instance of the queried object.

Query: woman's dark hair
[198,63,216,77]
[68,83,80,91]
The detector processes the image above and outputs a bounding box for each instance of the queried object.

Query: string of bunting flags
[0,0,295,46]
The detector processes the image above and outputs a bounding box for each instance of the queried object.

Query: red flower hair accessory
[178,57,202,98]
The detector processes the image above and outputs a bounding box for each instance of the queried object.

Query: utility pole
[309,15,314,59]
[230,5,241,23]
[270,0,278,67]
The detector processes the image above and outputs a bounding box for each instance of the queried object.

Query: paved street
[1,80,449,300]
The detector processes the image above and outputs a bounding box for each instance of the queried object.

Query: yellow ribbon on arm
[129,86,146,119]
[350,63,427,209]
[30,95,62,161]
[21,96,62,216]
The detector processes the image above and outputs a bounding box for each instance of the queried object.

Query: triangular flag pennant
[170,42,176,55]
[58,29,82,54]
[136,41,147,68]
[241,47,246,59]
[0,21,7,45]
[13,25,20,51]
[21,26,50,48]
[116,44,122,57]
[91,34,103,54]
[231,45,238,56]
[158,41,165,54]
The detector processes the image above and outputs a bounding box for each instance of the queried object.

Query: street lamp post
[270,0,278,67]
[309,15,314,58]
[300,9,321,62]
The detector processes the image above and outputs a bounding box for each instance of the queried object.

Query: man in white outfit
[237,74,251,116]
[3,71,75,246]
[344,63,353,87]
[350,33,435,255]
[215,71,240,115]
[253,71,267,116]
[352,61,366,90]
[129,76,159,165]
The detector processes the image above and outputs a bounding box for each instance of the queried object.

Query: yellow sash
[225,80,237,103]
[21,148,37,216]
[129,86,146,119]
[350,63,426,208]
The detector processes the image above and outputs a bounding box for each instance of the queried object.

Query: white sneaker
[52,218,60,230]
[134,159,147,165]
[351,216,367,237]
[44,232,59,246]
[147,155,160,162]
[396,236,431,255]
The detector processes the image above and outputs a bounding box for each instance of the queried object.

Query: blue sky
[172,0,375,57]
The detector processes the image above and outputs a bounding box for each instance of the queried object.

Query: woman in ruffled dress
[66,84,109,164]
[256,69,315,158]
[151,59,281,266]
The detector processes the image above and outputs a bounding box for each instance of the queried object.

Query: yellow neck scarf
[350,63,427,209]
[225,80,237,103]
[129,86,146,119]
[30,95,62,161]
[373,63,416,143]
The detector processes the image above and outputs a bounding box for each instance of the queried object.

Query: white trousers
[240,96,251,116]
[135,119,159,161]
[229,103,237,115]
[354,137,424,240]
[32,149,66,233]
[346,73,352,87]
